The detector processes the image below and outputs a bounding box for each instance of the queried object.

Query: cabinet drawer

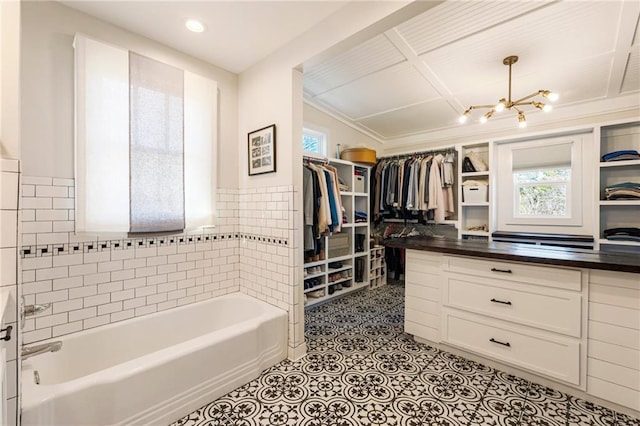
[442,308,580,385]
[445,256,581,291]
[443,274,582,337]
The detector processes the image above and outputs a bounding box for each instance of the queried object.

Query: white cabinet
[587,269,640,411]
[303,158,370,307]
[597,121,640,253]
[458,142,491,241]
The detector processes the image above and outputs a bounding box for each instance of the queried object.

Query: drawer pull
[491,267,512,274]
[490,298,512,306]
[489,338,511,347]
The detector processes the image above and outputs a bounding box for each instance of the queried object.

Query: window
[514,167,571,217]
[303,127,327,155]
[496,133,593,233]
[74,35,217,234]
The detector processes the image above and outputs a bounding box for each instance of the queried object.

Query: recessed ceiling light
[185,19,205,33]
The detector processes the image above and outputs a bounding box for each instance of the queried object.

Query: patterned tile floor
[171,283,639,426]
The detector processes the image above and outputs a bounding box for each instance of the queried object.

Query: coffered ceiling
[303,1,640,146]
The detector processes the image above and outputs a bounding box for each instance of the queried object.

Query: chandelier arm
[512,92,541,105]
[512,101,536,108]
[468,104,498,110]
[512,105,524,113]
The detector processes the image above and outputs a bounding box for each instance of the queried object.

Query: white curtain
[74,34,217,234]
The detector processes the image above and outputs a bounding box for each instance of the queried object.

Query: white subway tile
[52,178,74,187]
[111,269,134,281]
[84,293,110,307]
[53,221,74,232]
[135,266,157,278]
[21,209,35,222]
[135,304,157,317]
[21,197,52,210]
[123,277,146,289]
[35,209,68,221]
[53,321,83,337]
[157,282,177,293]
[167,289,186,301]
[69,285,97,299]
[52,276,83,291]
[0,211,17,248]
[146,255,167,267]
[83,251,110,264]
[123,258,146,269]
[157,263,177,275]
[36,232,69,245]
[111,289,134,302]
[21,221,51,234]
[167,271,186,282]
[111,249,135,261]
[157,245,177,256]
[135,285,157,298]
[177,244,195,254]
[123,297,145,310]
[177,278,195,289]
[177,261,195,272]
[22,280,52,295]
[97,301,122,316]
[167,253,186,264]
[53,298,83,314]
[52,253,83,267]
[83,272,110,286]
[35,266,68,281]
[22,184,35,198]
[177,296,195,306]
[134,246,157,258]
[111,309,134,323]
[23,328,52,344]
[35,312,68,328]
[69,263,97,277]
[146,293,167,304]
[52,198,74,209]
[21,233,36,246]
[84,314,110,329]
[35,185,68,198]
[69,306,96,322]
[98,281,123,294]
[22,176,52,185]
[157,300,177,311]
[146,274,167,286]
[97,260,123,273]
[186,252,204,262]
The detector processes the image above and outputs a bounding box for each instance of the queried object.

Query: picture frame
[248,124,276,176]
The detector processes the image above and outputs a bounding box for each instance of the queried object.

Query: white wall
[0,0,20,160]
[304,102,384,159]
[20,1,238,188]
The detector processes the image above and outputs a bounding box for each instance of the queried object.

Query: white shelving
[596,121,640,252]
[303,157,370,308]
[369,245,386,288]
[458,143,491,241]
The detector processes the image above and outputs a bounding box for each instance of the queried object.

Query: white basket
[463,185,488,203]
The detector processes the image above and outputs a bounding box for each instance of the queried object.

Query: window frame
[513,166,572,219]
[302,126,327,156]
[496,134,588,231]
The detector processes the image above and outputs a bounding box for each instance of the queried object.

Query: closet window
[74,35,217,234]
[303,127,327,156]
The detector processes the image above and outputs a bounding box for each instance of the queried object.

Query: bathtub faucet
[22,341,63,360]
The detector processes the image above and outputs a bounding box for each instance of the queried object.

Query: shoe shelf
[369,245,386,289]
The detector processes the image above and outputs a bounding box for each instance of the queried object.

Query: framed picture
[248,124,277,176]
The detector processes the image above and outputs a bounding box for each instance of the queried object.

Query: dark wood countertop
[383,236,640,274]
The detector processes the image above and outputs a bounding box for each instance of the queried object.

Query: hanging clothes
[370,150,456,223]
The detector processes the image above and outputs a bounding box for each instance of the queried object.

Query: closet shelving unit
[596,121,640,252]
[303,156,370,308]
[458,142,492,241]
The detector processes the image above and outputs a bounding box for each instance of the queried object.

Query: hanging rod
[302,154,330,164]
[377,147,457,160]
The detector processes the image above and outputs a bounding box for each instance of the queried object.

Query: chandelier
[458,55,558,128]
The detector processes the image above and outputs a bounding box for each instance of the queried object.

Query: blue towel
[601,150,640,161]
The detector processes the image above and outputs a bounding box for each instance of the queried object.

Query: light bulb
[547,92,559,102]
[480,116,488,124]
[458,115,468,124]
[480,110,494,123]
[495,99,506,112]
[543,104,552,112]
[185,19,205,33]
[518,112,527,128]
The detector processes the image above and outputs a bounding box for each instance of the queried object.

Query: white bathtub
[21,293,288,426]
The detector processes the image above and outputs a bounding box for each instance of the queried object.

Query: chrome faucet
[22,341,62,360]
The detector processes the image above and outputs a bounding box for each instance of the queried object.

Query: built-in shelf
[598,159,640,168]
[461,171,490,177]
[461,202,489,207]
[305,280,368,307]
[598,239,640,247]
[461,230,490,237]
[599,200,640,206]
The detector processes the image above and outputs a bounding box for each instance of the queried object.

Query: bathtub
[21,293,288,426]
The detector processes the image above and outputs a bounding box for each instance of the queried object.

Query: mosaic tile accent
[171,283,640,426]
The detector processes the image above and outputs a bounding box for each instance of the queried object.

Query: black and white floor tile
[171,283,639,426]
